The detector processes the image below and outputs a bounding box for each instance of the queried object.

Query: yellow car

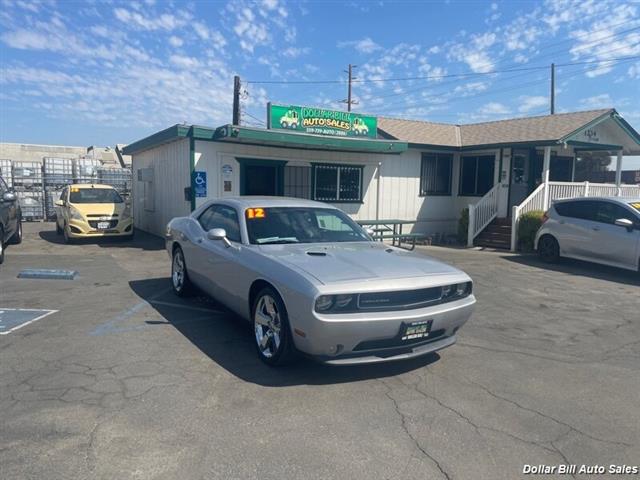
[55,184,133,243]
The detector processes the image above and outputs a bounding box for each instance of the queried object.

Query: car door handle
[592,227,600,231]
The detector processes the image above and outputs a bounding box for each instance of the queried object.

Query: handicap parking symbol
[193,171,207,198]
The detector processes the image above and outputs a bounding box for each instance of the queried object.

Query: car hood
[258,242,462,284]
[72,203,124,216]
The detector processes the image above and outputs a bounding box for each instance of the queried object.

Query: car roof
[70,183,116,189]
[216,196,338,209]
[554,196,640,204]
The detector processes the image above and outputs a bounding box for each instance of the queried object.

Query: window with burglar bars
[313,164,363,202]
[283,165,312,199]
[420,153,453,196]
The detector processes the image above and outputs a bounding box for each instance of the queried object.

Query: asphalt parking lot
[1,223,638,480]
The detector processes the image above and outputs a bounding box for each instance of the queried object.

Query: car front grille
[357,286,443,311]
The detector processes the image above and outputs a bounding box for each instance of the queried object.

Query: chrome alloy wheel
[172,250,185,291]
[254,295,282,358]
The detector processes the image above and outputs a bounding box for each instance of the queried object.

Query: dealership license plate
[401,320,432,341]
[97,222,110,230]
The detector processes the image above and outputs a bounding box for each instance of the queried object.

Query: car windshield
[245,207,370,244]
[69,188,123,204]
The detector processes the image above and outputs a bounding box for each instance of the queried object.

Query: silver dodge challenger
[165,197,475,366]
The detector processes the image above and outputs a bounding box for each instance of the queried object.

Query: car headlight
[121,204,132,219]
[442,282,472,300]
[69,206,84,221]
[315,294,356,313]
[315,295,335,312]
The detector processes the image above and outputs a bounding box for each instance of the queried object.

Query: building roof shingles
[378,109,613,148]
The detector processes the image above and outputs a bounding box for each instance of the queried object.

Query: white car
[535,197,640,272]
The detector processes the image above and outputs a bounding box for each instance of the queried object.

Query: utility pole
[342,64,358,112]
[550,63,555,115]
[232,75,241,125]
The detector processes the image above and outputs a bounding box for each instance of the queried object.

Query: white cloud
[518,95,548,113]
[580,94,613,109]
[193,22,210,40]
[282,47,310,58]
[113,8,188,31]
[338,37,381,54]
[168,36,183,47]
[628,63,640,79]
[169,55,200,69]
[479,102,510,115]
[449,32,496,73]
[232,6,269,52]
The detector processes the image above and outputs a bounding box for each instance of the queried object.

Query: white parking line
[0,308,58,335]
[148,300,224,314]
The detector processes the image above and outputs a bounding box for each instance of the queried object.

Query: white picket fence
[511,181,640,250]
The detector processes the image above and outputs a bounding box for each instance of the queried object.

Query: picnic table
[356,219,423,250]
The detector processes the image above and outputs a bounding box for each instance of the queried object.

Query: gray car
[535,197,640,271]
[0,175,23,265]
[165,197,475,366]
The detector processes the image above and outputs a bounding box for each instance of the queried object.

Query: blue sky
[1,0,639,166]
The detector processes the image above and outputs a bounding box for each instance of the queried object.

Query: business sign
[193,171,207,198]
[268,104,377,138]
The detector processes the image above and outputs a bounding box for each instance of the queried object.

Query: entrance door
[240,161,285,196]
[508,149,530,212]
[245,165,276,195]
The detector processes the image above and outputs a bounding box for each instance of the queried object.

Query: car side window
[593,202,636,225]
[198,205,241,243]
[555,201,596,221]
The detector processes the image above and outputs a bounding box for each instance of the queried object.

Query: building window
[284,165,312,199]
[459,155,495,196]
[313,164,363,202]
[420,153,452,196]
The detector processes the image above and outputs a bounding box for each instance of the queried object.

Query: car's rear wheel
[171,246,193,297]
[9,218,22,244]
[538,235,560,263]
[252,287,295,366]
[0,226,5,265]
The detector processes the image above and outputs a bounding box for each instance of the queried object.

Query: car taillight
[541,211,549,223]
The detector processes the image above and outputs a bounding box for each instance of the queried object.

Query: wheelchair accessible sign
[193,171,207,198]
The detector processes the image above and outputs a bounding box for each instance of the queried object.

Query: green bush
[458,208,469,245]
[517,210,545,252]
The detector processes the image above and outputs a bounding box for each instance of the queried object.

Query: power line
[363,54,639,114]
[368,56,638,116]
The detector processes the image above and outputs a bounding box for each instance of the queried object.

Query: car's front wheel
[171,246,193,296]
[0,226,5,265]
[9,218,22,244]
[538,235,560,263]
[252,287,295,366]
[63,224,74,244]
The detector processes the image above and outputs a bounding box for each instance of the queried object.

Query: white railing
[511,181,640,251]
[467,183,501,247]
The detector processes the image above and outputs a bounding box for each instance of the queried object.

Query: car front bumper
[290,295,475,365]
[67,218,134,238]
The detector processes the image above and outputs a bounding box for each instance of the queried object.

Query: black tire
[0,227,5,265]
[9,218,22,245]
[56,220,63,235]
[538,235,560,263]
[252,287,295,366]
[171,246,194,297]
[63,224,74,244]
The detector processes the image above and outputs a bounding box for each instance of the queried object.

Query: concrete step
[474,238,511,249]
[477,231,511,241]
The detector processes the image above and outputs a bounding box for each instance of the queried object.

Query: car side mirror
[614,218,634,232]
[55,199,65,207]
[207,228,232,247]
[2,192,17,203]
[365,228,375,237]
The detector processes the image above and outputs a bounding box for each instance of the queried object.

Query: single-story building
[123,107,640,250]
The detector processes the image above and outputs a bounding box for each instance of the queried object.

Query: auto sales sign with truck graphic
[268,104,377,138]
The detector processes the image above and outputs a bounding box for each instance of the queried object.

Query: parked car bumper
[291,295,475,365]
[66,218,134,238]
